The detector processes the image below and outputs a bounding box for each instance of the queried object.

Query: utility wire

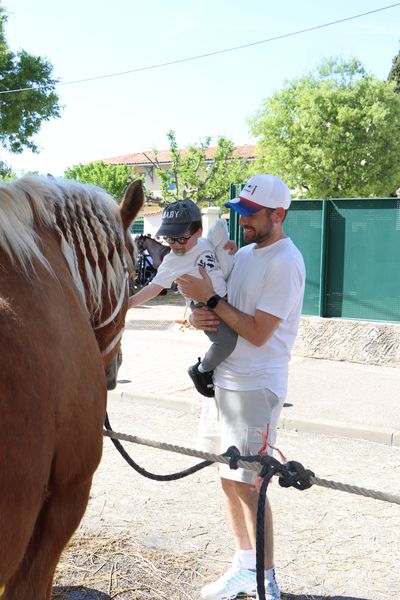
[1,2,399,96]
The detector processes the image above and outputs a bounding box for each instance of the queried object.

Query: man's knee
[222,478,258,503]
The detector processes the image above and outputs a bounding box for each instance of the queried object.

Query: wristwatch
[206,294,222,309]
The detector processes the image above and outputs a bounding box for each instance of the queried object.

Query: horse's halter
[93,268,129,359]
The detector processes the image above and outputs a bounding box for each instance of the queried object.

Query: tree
[0,6,60,153]
[250,58,400,198]
[149,131,251,207]
[388,48,400,93]
[64,161,142,201]
[0,159,15,180]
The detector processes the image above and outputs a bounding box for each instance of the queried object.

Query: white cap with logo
[225,174,291,215]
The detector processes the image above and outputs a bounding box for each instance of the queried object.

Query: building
[103,144,255,234]
[103,144,255,198]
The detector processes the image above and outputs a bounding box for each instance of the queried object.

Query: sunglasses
[163,233,193,245]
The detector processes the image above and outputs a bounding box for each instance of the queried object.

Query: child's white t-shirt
[152,237,228,302]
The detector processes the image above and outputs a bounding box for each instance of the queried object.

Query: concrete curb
[108,390,400,447]
[279,415,400,446]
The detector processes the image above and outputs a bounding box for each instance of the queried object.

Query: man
[177,174,305,600]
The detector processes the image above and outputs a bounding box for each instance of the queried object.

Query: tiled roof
[142,204,164,216]
[101,144,256,166]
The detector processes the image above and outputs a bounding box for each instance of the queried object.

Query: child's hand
[224,240,237,255]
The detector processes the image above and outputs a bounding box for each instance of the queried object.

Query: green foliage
[153,130,251,207]
[250,58,400,198]
[388,48,400,93]
[0,159,15,180]
[64,161,142,201]
[0,6,61,153]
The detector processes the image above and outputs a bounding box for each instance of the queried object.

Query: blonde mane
[0,176,133,316]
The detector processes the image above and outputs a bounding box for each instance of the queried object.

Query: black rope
[255,456,284,600]
[279,460,315,491]
[105,415,315,599]
[104,413,214,480]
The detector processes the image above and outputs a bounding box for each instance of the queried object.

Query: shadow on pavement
[52,587,110,600]
[53,590,368,600]
[283,594,369,600]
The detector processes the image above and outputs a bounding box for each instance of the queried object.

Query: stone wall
[293,316,400,367]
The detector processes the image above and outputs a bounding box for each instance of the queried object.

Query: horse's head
[0,176,145,392]
[93,180,144,388]
[134,234,146,254]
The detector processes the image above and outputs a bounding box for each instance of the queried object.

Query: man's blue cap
[225,174,291,215]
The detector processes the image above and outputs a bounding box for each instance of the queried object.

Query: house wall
[142,212,164,237]
[135,165,168,197]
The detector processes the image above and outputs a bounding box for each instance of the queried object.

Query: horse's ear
[119,180,144,230]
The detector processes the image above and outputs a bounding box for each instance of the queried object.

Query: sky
[1,0,399,176]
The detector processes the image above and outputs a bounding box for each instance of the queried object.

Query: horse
[134,234,170,270]
[0,176,144,599]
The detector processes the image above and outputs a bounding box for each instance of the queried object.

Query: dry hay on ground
[52,528,206,600]
[52,528,338,600]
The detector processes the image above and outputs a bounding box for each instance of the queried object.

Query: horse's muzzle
[106,349,123,390]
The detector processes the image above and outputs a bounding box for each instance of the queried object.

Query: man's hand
[177,267,214,304]
[189,306,220,332]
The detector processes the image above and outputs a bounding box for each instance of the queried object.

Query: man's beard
[244,227,273,244]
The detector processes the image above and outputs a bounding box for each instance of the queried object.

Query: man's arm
[211,299,281,347]
[177,269,281,347]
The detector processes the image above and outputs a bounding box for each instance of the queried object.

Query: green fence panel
[283,201,325,317]
[228,184,245,247]
[228,189,400,322]
[130,217,144,234]
[325,198,400,322]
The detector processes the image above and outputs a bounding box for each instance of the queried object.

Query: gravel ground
[54,392,400,600]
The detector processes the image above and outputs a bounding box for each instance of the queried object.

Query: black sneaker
[187,358,215,397]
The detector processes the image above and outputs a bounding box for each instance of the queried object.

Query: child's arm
[128,283,164,309]
[224,240,238,254]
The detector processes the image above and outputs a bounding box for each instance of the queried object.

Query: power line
[1,2,399,96]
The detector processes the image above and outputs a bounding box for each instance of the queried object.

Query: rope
[104,421,399,600]
[104,414,214,480]
[103,427,400,506]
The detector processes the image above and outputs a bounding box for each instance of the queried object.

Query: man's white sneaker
[256,576,281,600]
[200,567,256,600]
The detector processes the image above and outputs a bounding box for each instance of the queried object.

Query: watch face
[207,295,220,309]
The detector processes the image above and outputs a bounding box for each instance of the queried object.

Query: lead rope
[104,416,400,600]
[104,414,313,600]
[104,413,214,480]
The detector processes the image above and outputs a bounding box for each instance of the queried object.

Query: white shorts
[196,386,284,484]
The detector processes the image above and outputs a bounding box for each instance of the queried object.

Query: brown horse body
[0,177,143,599]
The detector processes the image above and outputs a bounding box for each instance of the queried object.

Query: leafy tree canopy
[250,58,400,198]
[388,47,400,93]
[151,131,252,207]
[0,159,15,180]
[64,161,142,201]
[0,5,61,153]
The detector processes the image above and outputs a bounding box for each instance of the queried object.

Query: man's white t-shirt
[152,237,227,302]
[214,238,305,398]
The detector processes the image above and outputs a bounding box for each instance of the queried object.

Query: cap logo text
[164,210,182,219]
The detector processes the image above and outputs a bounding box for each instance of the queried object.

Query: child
[128,199,237,397]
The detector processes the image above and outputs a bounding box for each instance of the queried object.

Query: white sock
[264,566,276,582]
[198,363,206,373]
[232,548,256,570]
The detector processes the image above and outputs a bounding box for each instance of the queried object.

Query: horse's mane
[0,176,133,316]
